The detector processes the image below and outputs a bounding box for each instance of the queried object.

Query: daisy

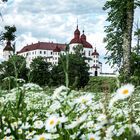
[116,84,134,99]
[81,133,100,140]
[33,134,47,140]
[34,120,44,129]
[33,133,59,140]
[45,115,58,131]
[109,84,134,107]
[75,94,93,105]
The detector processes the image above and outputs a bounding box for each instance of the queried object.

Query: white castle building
[3,26,103,76]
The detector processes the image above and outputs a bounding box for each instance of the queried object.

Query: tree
[1,25,16,41]
[0,55,29,89]
[134,21,140,54]
[103,0,140,82]
[30,57,51,86]
[51,50,89,89]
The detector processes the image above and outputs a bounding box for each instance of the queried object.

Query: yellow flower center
[122,89,129,94]
[90,137,95,140]
[82,98,86,103]
[50,120,54,125]
[39,136,45,140]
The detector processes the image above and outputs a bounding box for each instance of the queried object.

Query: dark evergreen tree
[51,50,89,89]
[30,57,51,86]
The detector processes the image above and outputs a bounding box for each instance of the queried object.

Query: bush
[84,76,117,93]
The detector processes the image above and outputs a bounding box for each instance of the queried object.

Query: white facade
[17,26,102,76]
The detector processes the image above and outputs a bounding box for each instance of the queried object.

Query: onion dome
[92,48,99,55]
[74,25,80,36]
[3,41,14,51]
[81,30,86,42]
[70,25,81,44]
[53,44,61,52]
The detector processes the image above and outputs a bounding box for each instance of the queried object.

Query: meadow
[0,80,140,140]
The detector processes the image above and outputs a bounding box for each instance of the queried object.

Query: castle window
[51,52,52,55]
[89,51,90,56]
[44,51,46,54]
[40,51,42,54]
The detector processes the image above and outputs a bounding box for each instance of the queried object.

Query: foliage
[0,83,140,139]
[51,53,89,89]
[30,57,51,86]
[84,76,117,93]
[103,0,140,81]
[0,55,29,89]
[1,25,16,41]
[119,52,140,86]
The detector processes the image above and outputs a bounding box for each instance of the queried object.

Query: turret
[3,41,14,61]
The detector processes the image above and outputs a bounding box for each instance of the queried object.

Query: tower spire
[77,18,78,29]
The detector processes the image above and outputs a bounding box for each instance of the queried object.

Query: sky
[0,0,139,72]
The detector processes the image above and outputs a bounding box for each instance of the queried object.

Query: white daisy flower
[34,120,44,129]
[75,94,93,105]
[97,114,107,122]
[32,134,47,140]
[45,115,58,130]
[116,84,134,99]
[18,128,23,134]
[32,133,59,140]
[53,86,68,99]
[81,133,100,140]
[109,84,134,107]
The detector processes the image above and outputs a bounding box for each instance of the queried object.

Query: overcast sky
[0,0,139,72]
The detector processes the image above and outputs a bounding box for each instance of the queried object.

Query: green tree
[0,55,29,89]
[1,25,16,41]
[30,57,51,86]
[51,51,89,89]
[134,21,140,54]
[103,0,140,82]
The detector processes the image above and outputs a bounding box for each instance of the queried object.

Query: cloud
[2,0,139,73]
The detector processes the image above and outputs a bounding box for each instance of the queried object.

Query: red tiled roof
[92,48,99,55]
[53,45,61,52]
[18,42,66,54]
[82,41,92,48]
[3,41,14,51]
[70,38,82,44]
[93,65,100,69]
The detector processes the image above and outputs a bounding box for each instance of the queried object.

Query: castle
[3,26,103,76]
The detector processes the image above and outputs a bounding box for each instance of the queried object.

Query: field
[0,81,140,140]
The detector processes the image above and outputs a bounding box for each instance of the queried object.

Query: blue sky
[0,0,139,72]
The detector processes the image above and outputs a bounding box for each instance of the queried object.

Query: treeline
[0,53,89,90]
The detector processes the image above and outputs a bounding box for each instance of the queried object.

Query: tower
[92,48,100,76]
[3,41,14,61]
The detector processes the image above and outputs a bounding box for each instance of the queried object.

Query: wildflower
[33,133,59,140]
[33,134,47,140]
[97,114,107,122]
[34,120,44,129]
[18,128,23,134]
[109,84,134,107]
[3,136,14,140]
[75,94,93,105]
[116,84,134,99]
[45,115,58,130]
[21,122,30,129]
[65,114,87,129]
[81,133,100,140]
